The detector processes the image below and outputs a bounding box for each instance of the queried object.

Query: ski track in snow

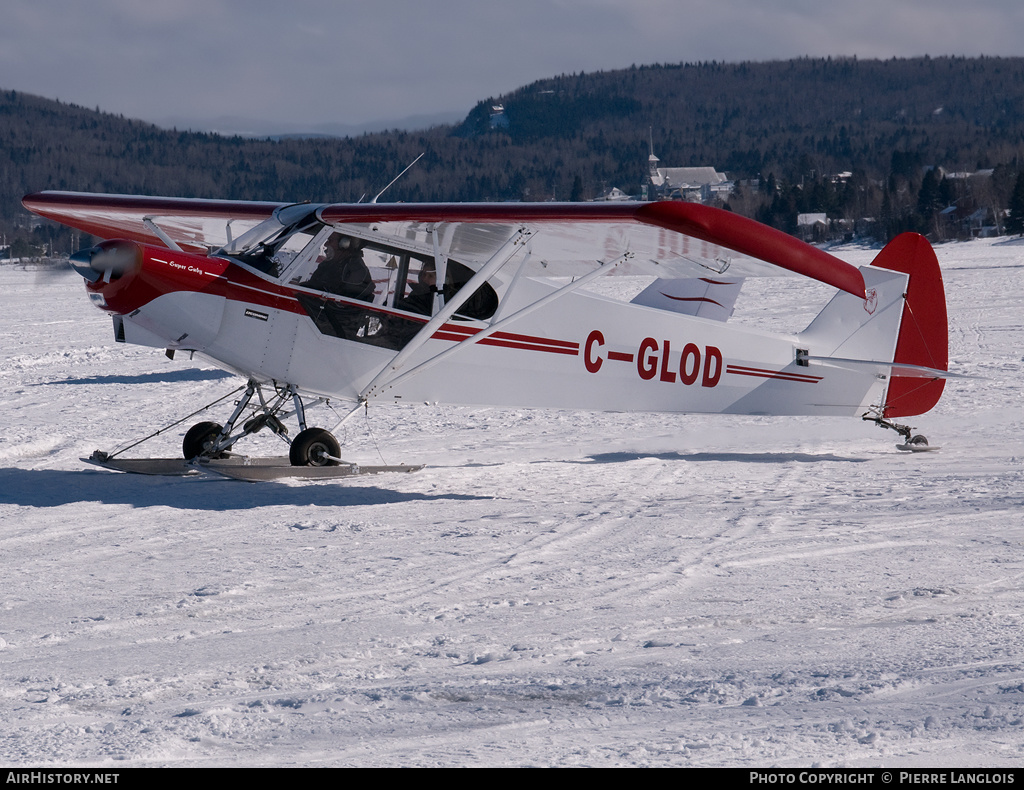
[1,241,1023,767]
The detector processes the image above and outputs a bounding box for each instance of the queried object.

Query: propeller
[68,242,140,283]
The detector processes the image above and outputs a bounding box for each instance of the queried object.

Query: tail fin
[797,233,948,417]
[870,233,948,418]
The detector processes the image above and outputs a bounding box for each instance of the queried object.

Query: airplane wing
[22,191,287,253]
[23,192,866,297]
[318,201,866,297]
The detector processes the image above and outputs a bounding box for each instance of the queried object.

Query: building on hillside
[489,104,509,130]
[797,213,829,243]
[595,186,632,201]
[646,146,731,203]
[937,205,1001,239]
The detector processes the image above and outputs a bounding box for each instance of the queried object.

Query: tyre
[289,428,341,467]
[183,421,227,459]
[909,434,929,446]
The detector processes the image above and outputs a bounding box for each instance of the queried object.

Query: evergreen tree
[570,174,583,202]
[1007,172,1024,235]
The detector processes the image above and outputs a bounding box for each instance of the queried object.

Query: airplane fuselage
[88,239,892,417]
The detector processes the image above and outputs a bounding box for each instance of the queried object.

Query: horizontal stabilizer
[630,277,743,321]
[805,356,969,379]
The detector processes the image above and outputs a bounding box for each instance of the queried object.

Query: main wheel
[289,428,341,467]
[183,421,227,459]
[909,434,929,447]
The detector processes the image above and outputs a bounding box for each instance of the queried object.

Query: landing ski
[83,451,423,479]
[198,457,423,481]
[896,442,941,453]
[84,453,200,476]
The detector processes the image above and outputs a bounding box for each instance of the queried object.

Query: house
[797,213,829,242]
[596,186,632,201]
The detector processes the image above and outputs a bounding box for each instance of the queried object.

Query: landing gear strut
[182,379,340,466]
[862,409,932,451]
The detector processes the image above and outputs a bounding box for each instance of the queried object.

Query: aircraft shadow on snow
[578,451,870,464]
[40,369,234,386]
[0,467,490,510]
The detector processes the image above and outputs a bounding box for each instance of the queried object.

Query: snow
[1,238,1023,767]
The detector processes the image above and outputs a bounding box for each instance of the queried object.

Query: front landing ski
[198,457,423,482]
[84,451,423,479]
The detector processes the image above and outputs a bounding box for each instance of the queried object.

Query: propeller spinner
[69,241,141,283]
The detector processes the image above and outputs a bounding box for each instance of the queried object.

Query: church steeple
[648,128,660,179]
[647,128,663,195]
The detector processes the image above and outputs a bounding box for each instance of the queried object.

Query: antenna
[371,153,425,204]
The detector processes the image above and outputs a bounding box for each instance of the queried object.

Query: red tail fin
[871,233,948,417]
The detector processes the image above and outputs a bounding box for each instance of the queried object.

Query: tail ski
[797,233,948,418]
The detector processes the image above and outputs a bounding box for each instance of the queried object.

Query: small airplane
[23,190,951,476]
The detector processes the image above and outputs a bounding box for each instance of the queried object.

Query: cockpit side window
[444,260,498,320]
[288,234,498,319]
[392,255,438,316]
[300,233,375,302]
[290,233,394,305]
[293,237,502,351]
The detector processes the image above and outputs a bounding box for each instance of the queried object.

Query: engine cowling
[72,240,231,352]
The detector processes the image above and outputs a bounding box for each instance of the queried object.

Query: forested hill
[5,56,1024,254]
[464,57,1024,176]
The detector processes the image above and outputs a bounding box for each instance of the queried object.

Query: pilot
[304,233,375,302]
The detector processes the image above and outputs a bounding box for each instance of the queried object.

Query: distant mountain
[151,111,464,139]
[5,57,1024,254]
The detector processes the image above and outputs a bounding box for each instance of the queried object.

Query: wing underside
[23,192,866,297]
[22,192,285,253]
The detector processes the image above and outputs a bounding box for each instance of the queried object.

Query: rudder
[871,233,948,417]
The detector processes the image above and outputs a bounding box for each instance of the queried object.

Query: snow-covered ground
[1,238,1022,767]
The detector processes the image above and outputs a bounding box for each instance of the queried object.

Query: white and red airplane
[23,191,950,476]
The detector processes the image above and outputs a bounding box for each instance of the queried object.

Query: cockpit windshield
[216,204,326,277]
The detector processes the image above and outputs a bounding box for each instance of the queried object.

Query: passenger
[304,233,375,302]
[398,262,438,315]
[444,261,499,320]
[396,259,499,319]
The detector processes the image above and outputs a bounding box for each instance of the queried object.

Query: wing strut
[365,250,633,401]
[360,228,533,400]
[488,248,533,324]
[142,217,184,252]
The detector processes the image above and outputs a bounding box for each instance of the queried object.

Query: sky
[3,0,1024,135]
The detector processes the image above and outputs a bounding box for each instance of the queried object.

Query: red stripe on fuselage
[726,364,822,383]
[128,245,579,358]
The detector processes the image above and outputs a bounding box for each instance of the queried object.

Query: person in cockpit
[396,261,437,315]
[304,233,375,302]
